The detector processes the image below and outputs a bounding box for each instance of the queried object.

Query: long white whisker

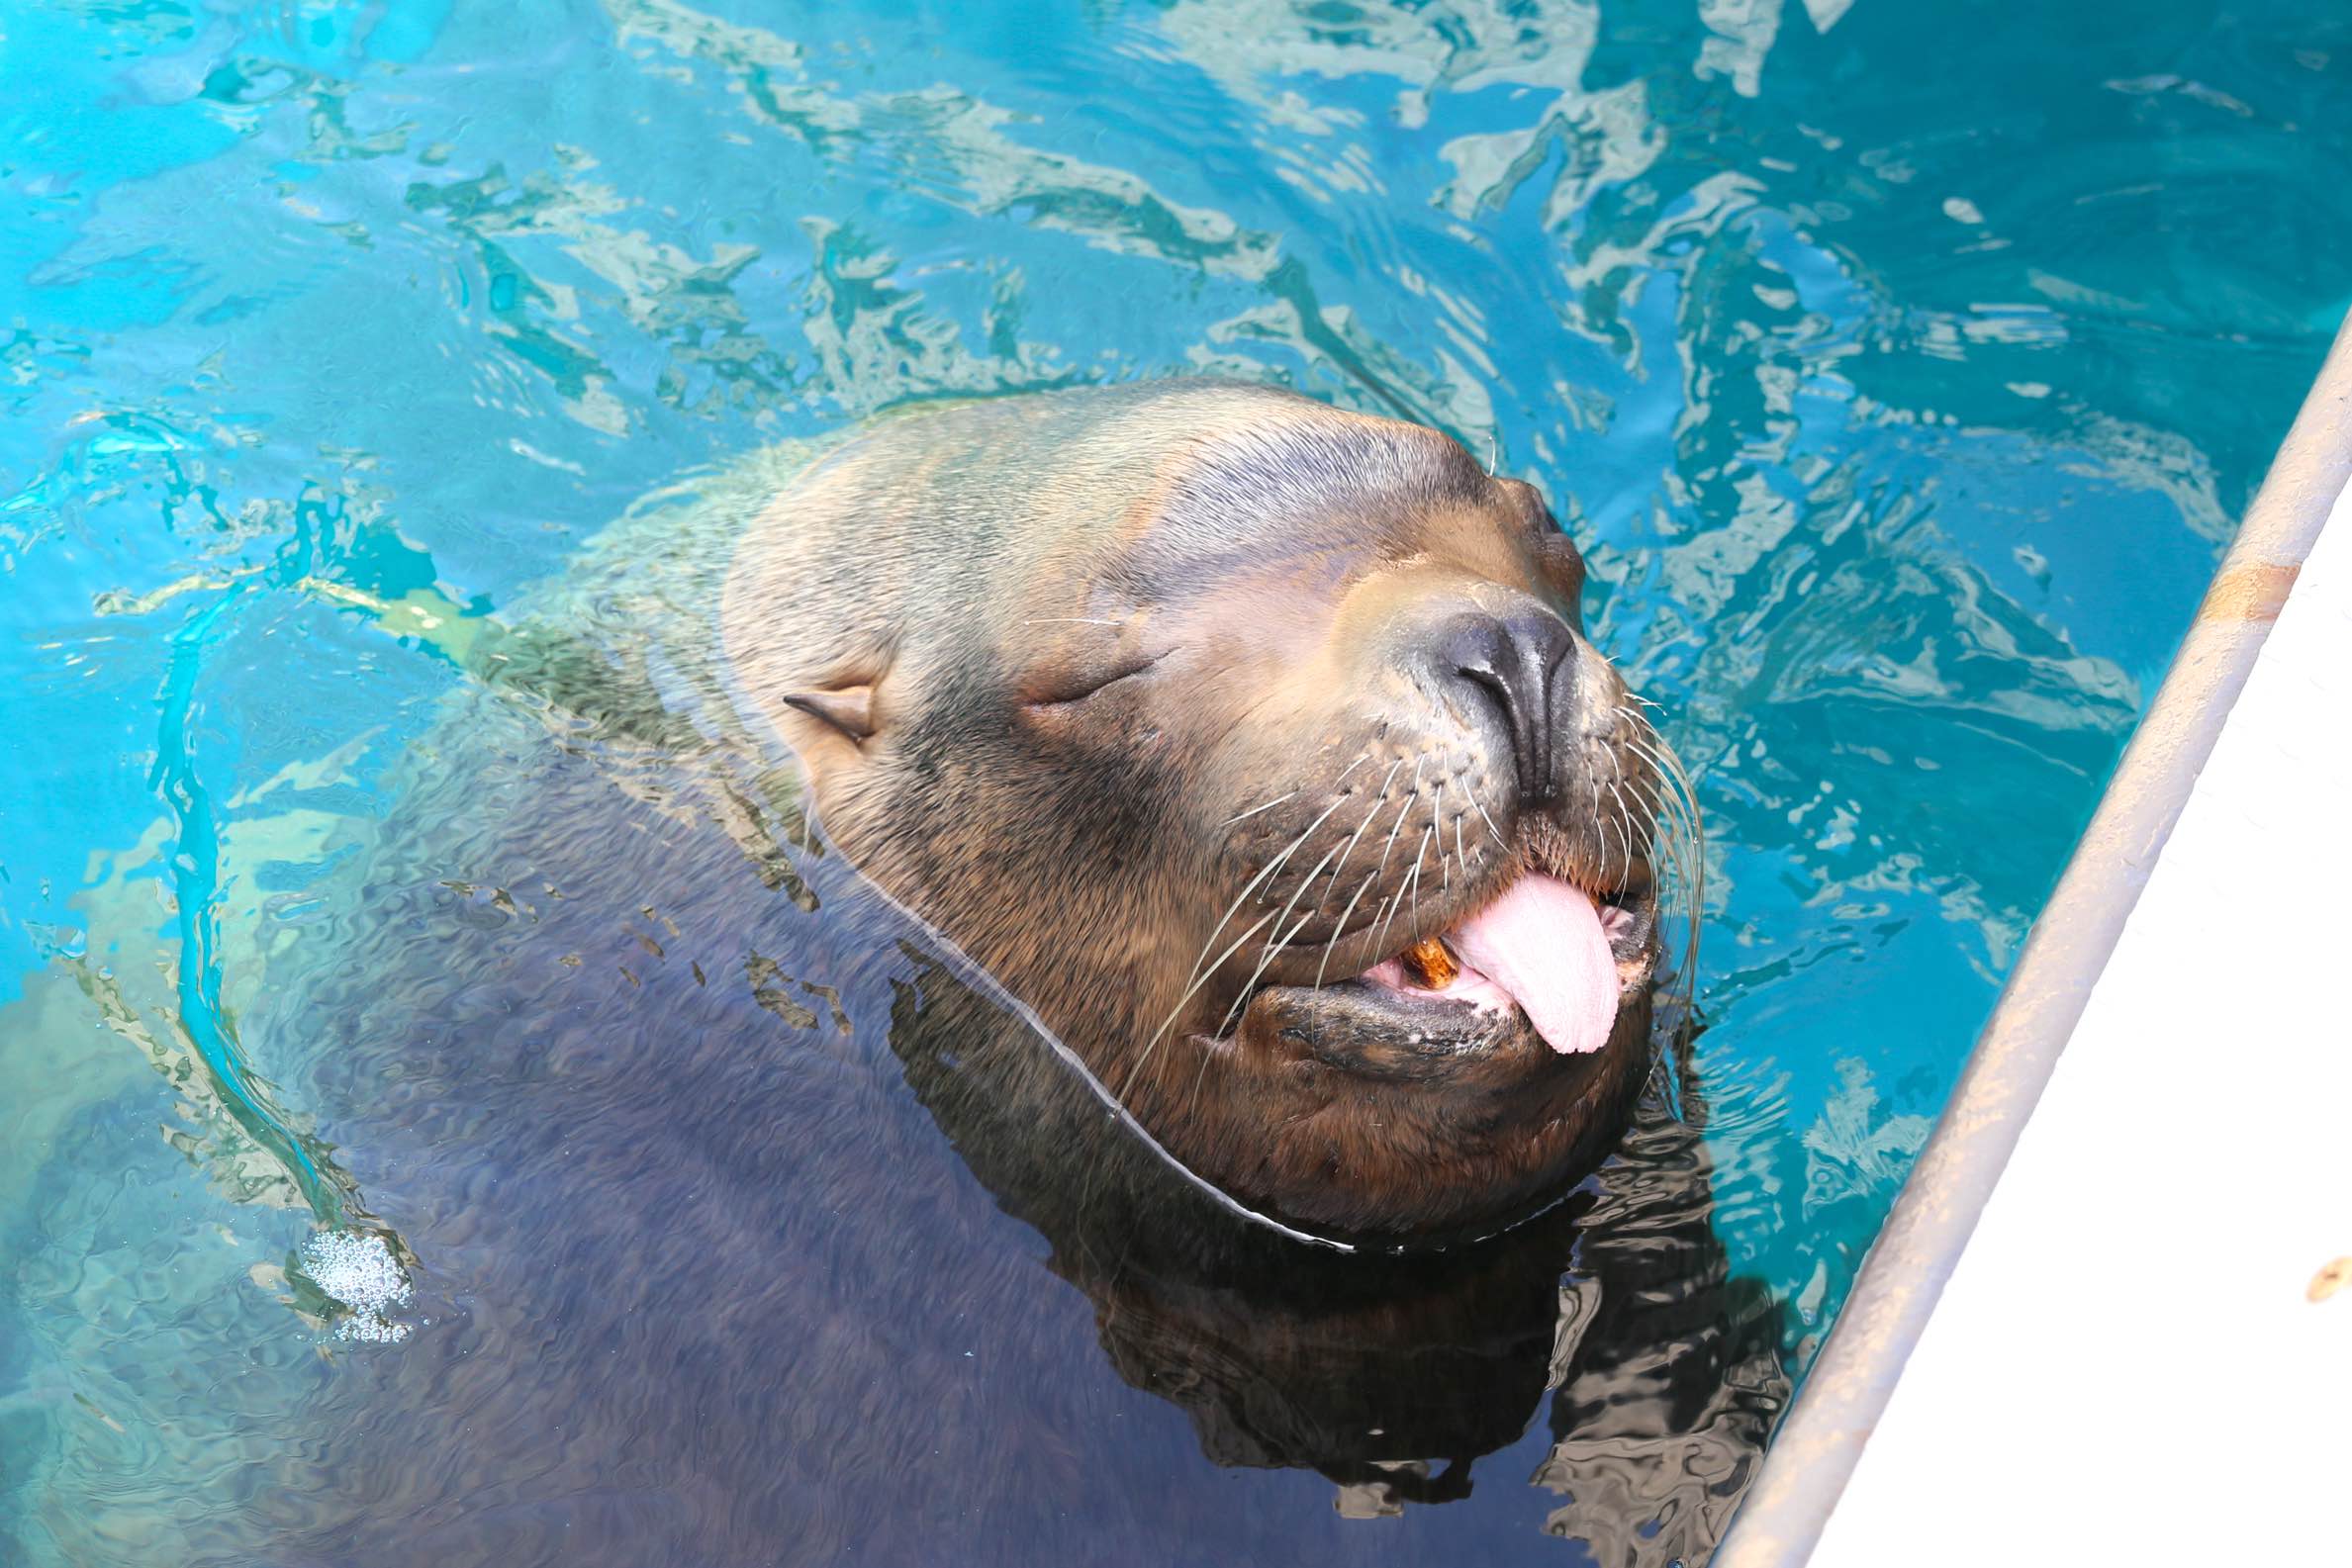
[1614,723,1706,1006]
[1180,809,1333,996]
[1315,758,1405,906]
[1623,742,1701,899]
[1373,770,1417,880]
[1364,787,1422,962]
[1467,784,1507,849]
[1313,871,1381,996]
[1220,904,1323,1035]
[1619,721,1699,806]
[1221,790,1298,827]
[1255,839,1344,969]
[1607,745,1639,888]
[1429,778,1450,894]
[1121,907,1282,1099]
[1369,892,1401,967]
[1152,787,1375,1100]
[1624,757,1693,908]
[1241,789,1359,917]
[1605,779,1638,888]
[1406,824,1433,931]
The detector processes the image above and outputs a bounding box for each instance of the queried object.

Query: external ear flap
[782,686,876,744]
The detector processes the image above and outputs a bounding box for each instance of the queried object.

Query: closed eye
[1018,646,1171,710]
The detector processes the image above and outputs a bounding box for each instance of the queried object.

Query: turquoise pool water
[3,2,2347,1563]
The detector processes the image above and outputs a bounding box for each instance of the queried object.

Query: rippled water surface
[4,2,2348,1563]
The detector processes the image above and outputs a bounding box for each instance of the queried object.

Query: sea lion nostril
[1439,610,1577,806]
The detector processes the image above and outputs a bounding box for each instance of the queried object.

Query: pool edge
[1714,303,2352,1568]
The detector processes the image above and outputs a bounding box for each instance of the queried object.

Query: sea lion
[720,380,1688,1241]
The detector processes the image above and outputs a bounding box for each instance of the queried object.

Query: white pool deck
[1809,418,2352,1555]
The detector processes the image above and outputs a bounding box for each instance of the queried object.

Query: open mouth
[1356,870,1653,1057]
[1214,856,1659,1065]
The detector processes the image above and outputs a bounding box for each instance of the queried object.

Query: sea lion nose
[1438,610,1577,806]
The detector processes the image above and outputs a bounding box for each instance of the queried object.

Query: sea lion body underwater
[716,380,1684,1243]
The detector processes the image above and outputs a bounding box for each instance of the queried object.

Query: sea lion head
[724,382,1687,1243]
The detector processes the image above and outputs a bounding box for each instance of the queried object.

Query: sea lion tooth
[1399,937,1458,988]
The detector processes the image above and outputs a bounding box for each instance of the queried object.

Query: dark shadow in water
[204,591,1784,1566]
[901,955,1786,1553]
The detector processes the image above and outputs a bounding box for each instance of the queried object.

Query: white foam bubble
[300,1231,415,1343]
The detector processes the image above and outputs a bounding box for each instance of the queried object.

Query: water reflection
[909,951,1784,1538]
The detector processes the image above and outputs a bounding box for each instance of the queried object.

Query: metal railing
[1717,306,2352,1568]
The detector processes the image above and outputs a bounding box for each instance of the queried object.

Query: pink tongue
[1449,874,1619,1056]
